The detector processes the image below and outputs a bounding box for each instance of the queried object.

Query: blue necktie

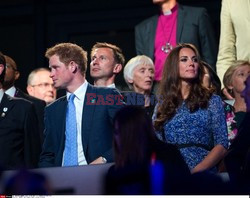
[63,94,78,166]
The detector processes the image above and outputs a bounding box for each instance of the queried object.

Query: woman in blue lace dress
[153,43,228,173]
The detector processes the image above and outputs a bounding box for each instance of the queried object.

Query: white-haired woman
[123,55,156,116]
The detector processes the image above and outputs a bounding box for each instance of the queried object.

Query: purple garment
[154,4,178,81]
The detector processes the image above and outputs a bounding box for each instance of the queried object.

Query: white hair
[123,55,154,89]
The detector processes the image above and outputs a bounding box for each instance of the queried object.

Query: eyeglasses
[31,83,54,88]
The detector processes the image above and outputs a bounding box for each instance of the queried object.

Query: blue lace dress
[153,95,228,171]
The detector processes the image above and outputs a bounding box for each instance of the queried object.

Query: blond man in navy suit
[39,43,124,168]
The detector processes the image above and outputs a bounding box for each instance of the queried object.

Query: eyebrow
[49,65,59,68]
[179,55,197,58]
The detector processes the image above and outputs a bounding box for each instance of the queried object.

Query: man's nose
[91,58,99,65]
[49,71,54,78]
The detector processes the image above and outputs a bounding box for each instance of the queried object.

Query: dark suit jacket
[15,88,46,143]
[135,4,218,70]
[121,91,156,117]
[39,84,125,168]
[0,94,41,170]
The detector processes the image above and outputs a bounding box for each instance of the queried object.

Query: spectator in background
[3,170,52,195]
[3,54,46,143]
[216,0,250,90]
[135,0,217,88]
[123,55,156,116]
[223,60,250,144]
[106,105,190,195]
[27,67,57,104]
[90,42,125,89]
[0,52,41,170]
[153,43,228,173]
[202,61,222,96]
[225,75,250,192]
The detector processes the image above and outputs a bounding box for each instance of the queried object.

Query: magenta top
[154,4,178,81]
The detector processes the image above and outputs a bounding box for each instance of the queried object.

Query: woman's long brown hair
[154,43,213,132]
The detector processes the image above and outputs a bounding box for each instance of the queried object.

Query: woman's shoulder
[209,94,223,104]
[210,94,222,100]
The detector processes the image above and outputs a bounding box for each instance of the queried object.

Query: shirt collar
[107,83,116,88]
[161,3,178,16]
[0,89,4,103]
[4,86,16,97]
[66,80,88,101]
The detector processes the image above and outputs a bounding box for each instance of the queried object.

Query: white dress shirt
[62,80,88,166]
[0,89,4,103]
[107,83,116,88]
[4,86,16,97]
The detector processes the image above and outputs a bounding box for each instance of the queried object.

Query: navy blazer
[39,84,125,167]
[0,93,41,170]
[135,4,218,70]
[15,88,46,143]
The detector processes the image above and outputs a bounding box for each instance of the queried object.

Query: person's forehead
[93,48,113,56]
[36,70,50,76]
[49,54,62,63]
[234,65,250,72]
[33,70,51,82]
[135,63,154,70]
[179,48,195,55]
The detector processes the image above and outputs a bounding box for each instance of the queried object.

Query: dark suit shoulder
[2,94,34,115]
[16,88,46,107]
[180,4,207,15]
[6,94,33,106]
[46,95,66,110]
[87,84,121,95]
[25,95,46,106]
[136,15,158,29]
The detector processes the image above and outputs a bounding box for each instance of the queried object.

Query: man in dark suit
[135,0,217,83]
[39,43,125,168]
[90,42,125,89]
[0,52,41,170]
[3,55,46,142]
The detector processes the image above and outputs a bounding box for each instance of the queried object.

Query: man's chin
[2,81,13,89]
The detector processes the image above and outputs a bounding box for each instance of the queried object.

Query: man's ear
[113,64,122,74]
[14,71,20,81]
[69,61,78,73]
[26,85,34,95]
[127,78,133,84]
[0,64,4,75]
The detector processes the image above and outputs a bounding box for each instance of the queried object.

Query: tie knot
[68,94,75,102]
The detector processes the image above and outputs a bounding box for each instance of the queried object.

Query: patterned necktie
[63,94,78,166]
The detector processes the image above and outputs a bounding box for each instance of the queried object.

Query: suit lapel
[14,88,23,97]
[177,4,185,42]
[149,15,159,57]
[81,84,97,153]
[59,96,67,155]
[0,94,16,122]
